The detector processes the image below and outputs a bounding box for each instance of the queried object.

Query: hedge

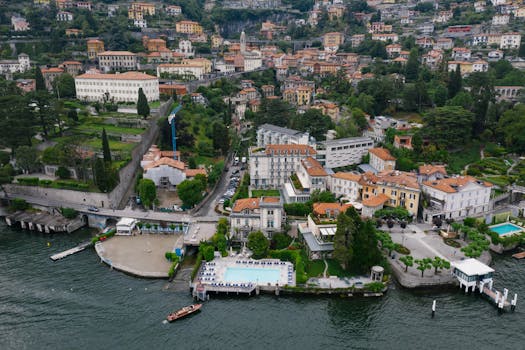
[17,177,39,186]
[268,249,308,284]
[91,229,116,244]
[17,177,91,191]
[168,255,180,279]
[61,207,78,219]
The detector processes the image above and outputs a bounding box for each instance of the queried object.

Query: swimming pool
[489,223,523,236]
[224,267,281,284]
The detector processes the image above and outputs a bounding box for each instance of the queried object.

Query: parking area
[218,162,246,207]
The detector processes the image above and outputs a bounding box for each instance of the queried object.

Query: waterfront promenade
[95,234,183,278]
[387,224,491,288]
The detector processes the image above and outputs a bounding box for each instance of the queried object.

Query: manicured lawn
[482,175,511,187]
[149,101,161,108]
[251,189,280,197]
[75,123,145,135]
[326,259,354,278]
[85,138,137,153]
[306,260,325,278]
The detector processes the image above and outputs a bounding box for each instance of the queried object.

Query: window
[268,210,273,215]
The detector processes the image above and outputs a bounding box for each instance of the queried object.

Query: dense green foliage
[137,88,150,119]
[137,179,156,208]
[333,207,383,273]
[177,178,206,208]
[60,207,78,219]
[247,231,269,259]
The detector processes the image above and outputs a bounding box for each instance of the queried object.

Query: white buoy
[495,291,500,304]
[512,293,518,311]
[432,300,436,318]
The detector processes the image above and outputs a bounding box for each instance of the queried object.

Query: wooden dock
[50,240,92,261]
[512,251,525,259]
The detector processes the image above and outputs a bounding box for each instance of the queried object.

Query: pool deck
[95,234,184,278]
[195,257,296,289]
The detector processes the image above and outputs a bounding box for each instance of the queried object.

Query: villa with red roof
[229,197,284,240]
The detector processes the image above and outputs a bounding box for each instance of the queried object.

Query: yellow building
[448,61,473,76]
[323,32,344,48]
[87,39,105,60]
[34,0,50,4]
[327,5,345,20]
[361,171,420,216]
[176,20,203,34]
[296,86,313,106]
[211,34,223,49]
[182,58,212,73]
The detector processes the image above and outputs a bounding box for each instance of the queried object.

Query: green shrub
[60,207,78,219]
[191,253,203,280]
[9,198,29,211]
[284,202,312,216]
[55,166,71,179]
[17,177,39,186]
[365,282,385,293]
[271,233,293,250]
[39,179,52,187]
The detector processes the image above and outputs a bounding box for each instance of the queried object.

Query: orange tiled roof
[76,71,157,80]
[266,144,317,155]
[232,198,260,212]
[143,157,185,171]
[418,164,447,176]
[423,176,492,193]
[42,67,64,73]
[262,196,280,203]
[376,170,420,190]
[185,168,207,177]
[362,193,390,207]
[302,157,327,177]
[369,147,396,161]
[332,172,361,182]
[312,202,352,216]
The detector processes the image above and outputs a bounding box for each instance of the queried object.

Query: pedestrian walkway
[323,259,328,278]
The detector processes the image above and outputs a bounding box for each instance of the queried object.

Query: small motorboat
[166,304,202,322]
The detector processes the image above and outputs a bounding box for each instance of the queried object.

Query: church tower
[240,30,246,54]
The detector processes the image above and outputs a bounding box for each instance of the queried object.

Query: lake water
[1,221,525,350]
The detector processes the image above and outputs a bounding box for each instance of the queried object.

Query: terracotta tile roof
[332,172,361,182]
[369,147,396,161]
[362,193,390,207]
[185,168,207,177]
[76,71,157,80]
[61,60,82,65]
[42,67,64,73]
[232,198,260,212]
[376,170,420,190]
[266,144,317,155]
[423,176,493,193]
[262,196,280,203]
[313,202,352,216]
[418,164,447,176]
[302,157,327,177]
[143,157,185,171]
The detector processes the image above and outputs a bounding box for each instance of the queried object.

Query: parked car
[87,206,99,212]
[173,205,183,212]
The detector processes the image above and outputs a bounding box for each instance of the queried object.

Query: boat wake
[162,320,168,325]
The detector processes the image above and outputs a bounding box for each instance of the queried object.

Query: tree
[55,166,70,179]
[247,231,269,259]
[448,65,462,99]
[212,233,227,254]
[177,178,206,208]
[466,72,495,136]
[35,67,46,91]
[497,104,525,153]
[405,48,420,81]
[415,258,432,277]
[14,146,39,173]
[212,122,230,155]
[199,243,215,262]
[53,73,75,98]
[100,128,112,163]
[422,106,474,149]
[253,98,292,127]
[310,189,337,203]
[137,178,157,208]
[290,109,334,140]
[399,255,414,272]
[137,88,150,119]
[217,217,229,236]
[67,109,78,121]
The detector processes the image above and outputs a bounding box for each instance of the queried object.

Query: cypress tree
[101,128,111,163]
[137,88,150,119]
[35,67,45,91]
[448,65,462,99]
[405,48,420,81]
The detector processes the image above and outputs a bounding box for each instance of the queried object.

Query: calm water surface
[1,221,524,350]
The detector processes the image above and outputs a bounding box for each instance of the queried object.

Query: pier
[452,258,517,312]
[50,240,92,261]
[6,211,85,233]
